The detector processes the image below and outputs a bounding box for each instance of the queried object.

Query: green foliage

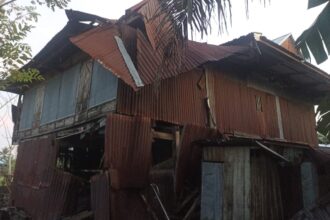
[317,93,330,143]
[0,0,70,88]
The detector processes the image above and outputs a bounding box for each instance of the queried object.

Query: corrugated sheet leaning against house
[104,113,153,189]
[11,136,84,219]
[175,124,218,194]
[91,172,110,220]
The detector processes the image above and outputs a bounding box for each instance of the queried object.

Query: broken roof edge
[224,33,330,86]
[272,33,292,45]
[258,35,330,80]
[0,10,116,94]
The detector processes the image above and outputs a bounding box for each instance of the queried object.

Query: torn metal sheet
[175,124,218,194]
[71,22,249,90]
[71,25,138,90]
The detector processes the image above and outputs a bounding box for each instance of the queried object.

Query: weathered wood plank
[205,69,217,129]
[223,147,250,220]
[76,60,93,113]
[301,162,319,208]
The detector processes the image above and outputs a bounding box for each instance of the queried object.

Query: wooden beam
[152,129,174,141]
[255,141,289,163]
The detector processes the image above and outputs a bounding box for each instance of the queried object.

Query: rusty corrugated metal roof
[71,22,248,90]
[71,25,139,90]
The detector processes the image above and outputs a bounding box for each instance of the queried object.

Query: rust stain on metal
[71,25,138,90]
[279,98,318,147]
[104,113,152,189]
[71,21,248,90]
[91,172,110,220]
[11,136,84,220]
[12,170,83,220]
[175,124,218,194]
[116,69,208,126]
[13,135,58,189]
[212,71,280,138]
[110,189,150,220]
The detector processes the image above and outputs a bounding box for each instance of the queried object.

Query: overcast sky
[0,0,329,149]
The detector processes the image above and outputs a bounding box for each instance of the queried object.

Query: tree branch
[0,0,17,8]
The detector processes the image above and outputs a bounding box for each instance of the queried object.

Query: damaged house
[5,0,330,219]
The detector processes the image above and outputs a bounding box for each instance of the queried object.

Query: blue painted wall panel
[201,162,223,220]
[57,64,80,119]
[19,87,37,130]
[89,61,118,108]
[41,75,61,124]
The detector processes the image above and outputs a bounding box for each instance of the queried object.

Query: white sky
[0,0,329,148]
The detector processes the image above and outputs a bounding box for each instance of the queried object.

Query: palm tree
[295,0,330,143]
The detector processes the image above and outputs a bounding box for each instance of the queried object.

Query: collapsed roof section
[6,0,330,102]
[70,23,248,90]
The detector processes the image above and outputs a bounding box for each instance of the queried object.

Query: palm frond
[296,1,330,64]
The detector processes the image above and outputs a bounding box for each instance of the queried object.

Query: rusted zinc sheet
[212,70,280,138]
[12,170,83,220]
[251,153,284,220]
[117,69,208,126]
[91,172,110,220]
[279,97,318,146]
[13,135,58,189]
[71,24,138,90]
[135,29,247,86]
[71,21,248,90]
[136,0,169,51]
[175,124,218,194]
[110,189,150,220]
[104,113,152,189]
[11,136,84,219]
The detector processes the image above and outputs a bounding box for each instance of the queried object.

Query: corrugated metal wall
[110,189,150,220]
[91,172,110,220]
[11,136,82,219]
[175,124,218,194]
[210,68,317,146]
[116,69,208,126]
[212,70,280,138]
[280,98,318,146]
[104,113,152,189]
